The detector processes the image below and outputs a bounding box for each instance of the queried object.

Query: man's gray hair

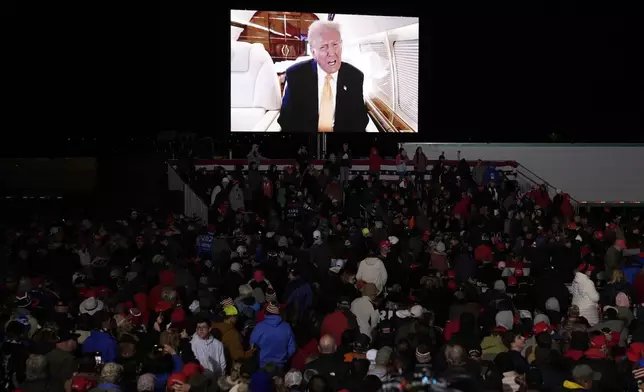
[101,362,124,384]
[308,20,341,46]
[445,344,466,366]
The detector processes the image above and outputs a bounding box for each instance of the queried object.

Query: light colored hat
[238,284,253,297]
[79,297,104,315]
[366,349,378,363]
[396,305,426,319]
[329,259,346,273]
[435,242,446,252]
[545,297,560,312]
[284,370,303,388]
[137,373,156,391]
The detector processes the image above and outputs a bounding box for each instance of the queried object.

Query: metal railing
[514,163,580,213]
[167,163,209,224]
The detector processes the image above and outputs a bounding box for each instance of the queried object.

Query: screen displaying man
[277,21,369,133]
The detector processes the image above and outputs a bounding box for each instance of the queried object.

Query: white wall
[401,143,644,203]
[333,15,419,42]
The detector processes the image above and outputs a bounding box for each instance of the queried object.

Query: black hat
[56,330,80,343]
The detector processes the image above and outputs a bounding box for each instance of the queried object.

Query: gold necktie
[318,73,334,132]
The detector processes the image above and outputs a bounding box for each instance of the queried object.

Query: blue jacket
[82,330,118,363]
[249,315,296,367]
[284,279,313,318]
[154,354,184,392]
[482,166,500,185]
[93,382,122,391]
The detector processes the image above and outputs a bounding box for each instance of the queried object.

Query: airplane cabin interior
[230,10,419,133]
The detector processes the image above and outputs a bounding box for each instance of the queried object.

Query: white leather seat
[268,112,380,132]
[231,41,281,132]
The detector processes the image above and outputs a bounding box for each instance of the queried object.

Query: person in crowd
[212,300,256,361]
[250,302,297,369]
[94,362,124,392]
[368,148,383,181]
[82,311,119,363]
[3,145,644,392]
[571,264,600,326]
[395,149,407,181]
[351,283,380,338]
[46,329,80,390]
[190,317,226,379]
[412,147,428,190]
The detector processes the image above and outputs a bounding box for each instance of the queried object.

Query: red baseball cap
[182,362,204,377]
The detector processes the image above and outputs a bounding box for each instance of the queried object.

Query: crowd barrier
[188,158,519,182]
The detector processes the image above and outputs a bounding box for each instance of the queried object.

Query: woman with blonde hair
[601,269,636,306]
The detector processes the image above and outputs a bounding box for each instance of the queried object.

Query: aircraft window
[359,42,393,108]
[393,39,419,128]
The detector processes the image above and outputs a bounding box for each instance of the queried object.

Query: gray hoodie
[190,334,227,379]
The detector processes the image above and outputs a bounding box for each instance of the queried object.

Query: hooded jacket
[356,257,388,295]
[350,296,380,338]
[249,315,296,367]
[212,321,254,361]
[571,272,600,326]
[190,334,227,379]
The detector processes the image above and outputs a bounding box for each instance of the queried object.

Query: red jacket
[561,193,574,219]
[534,190,551,209]
[321,309,356,345]
[262,181,273,198]
[149,270,176,310]
[453,197,471,219]
[369,154,383,171]
[290,338,319,370]
[474,244,493,263]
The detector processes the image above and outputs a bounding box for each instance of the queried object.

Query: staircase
[167,163,209,224]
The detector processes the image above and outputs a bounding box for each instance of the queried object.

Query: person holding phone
[140,344,184,391]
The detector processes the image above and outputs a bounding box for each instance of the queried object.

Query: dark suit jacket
[277,59,370,133]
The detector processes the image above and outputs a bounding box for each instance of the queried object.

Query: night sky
[5,3,642,155]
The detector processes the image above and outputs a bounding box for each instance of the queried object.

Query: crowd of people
[1,145,643,392]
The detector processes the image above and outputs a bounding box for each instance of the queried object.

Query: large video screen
[231,10,419,133]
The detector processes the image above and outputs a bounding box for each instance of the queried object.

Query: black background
[3,2,643,159]
[160,4,643,142]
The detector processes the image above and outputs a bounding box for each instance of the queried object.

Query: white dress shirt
[317,64,338,126]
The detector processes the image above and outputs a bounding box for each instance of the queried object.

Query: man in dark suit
[277,20,370,133]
